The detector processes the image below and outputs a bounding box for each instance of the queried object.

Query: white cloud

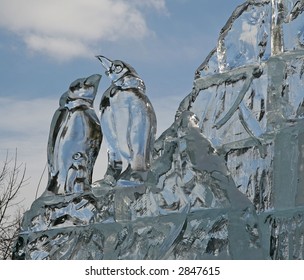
[130,0,168,13]
[0,0,167,61]
[24,35,90,61]
[0,97,56,208]
[0,97,55,137]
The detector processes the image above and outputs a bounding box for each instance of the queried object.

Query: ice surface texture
[46,74,102,195]
[13,0,304,260]
[95,55,157,186]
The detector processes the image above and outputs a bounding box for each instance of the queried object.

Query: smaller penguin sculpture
[96,55,156,185]
[46,74,102,195]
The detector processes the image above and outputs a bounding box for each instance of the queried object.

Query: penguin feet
[93,162,149,189]
[119,164,132,180]
[106,160,123,180]
[65,165,91,194]
[91,176,115,197]
[92,175,117,188]
[118,164,148,186]
[91,160,123,189]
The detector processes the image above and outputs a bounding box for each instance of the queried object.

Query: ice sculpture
[95,56,157,186]
[12,0,304,260]
[46,74,102,195]
[177,0,304,258]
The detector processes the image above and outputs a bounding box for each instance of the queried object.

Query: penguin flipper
[47,107,69,175]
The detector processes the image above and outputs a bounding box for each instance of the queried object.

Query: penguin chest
[54,109,101,177]
[100,87,155,162]
[111,90,138,127]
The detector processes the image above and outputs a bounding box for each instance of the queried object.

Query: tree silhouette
[0,151,27,260]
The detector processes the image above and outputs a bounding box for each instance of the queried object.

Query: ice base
[13,189,263,260]
[13,185,304,259]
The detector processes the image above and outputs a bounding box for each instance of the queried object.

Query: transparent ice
[45,74,102,195]
[13,0,304,260]
[94,56,157,187]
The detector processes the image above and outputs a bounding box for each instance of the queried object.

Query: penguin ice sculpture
[96,55,156,185]
[46,74,102,195]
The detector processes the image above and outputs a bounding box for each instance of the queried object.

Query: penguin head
[96,55,138,82]
[68,74,101,102]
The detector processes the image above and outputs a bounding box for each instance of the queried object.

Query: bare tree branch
[0,150,27,260]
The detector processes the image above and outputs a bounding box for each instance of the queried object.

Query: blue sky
[0,0,245,209]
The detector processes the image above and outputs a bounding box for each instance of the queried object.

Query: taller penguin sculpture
[46,74,102,195]
[96,56,156,185]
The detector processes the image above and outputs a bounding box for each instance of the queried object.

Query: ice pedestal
[13,0,304,259]
[13,191,263,260]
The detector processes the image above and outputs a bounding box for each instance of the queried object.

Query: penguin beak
[85,74,101,87]
[96,55,113,73]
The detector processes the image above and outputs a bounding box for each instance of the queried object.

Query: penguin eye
[72,152,82,160]
[114,65,123,74]
[83,80,92,89]
[70,83,81,92]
